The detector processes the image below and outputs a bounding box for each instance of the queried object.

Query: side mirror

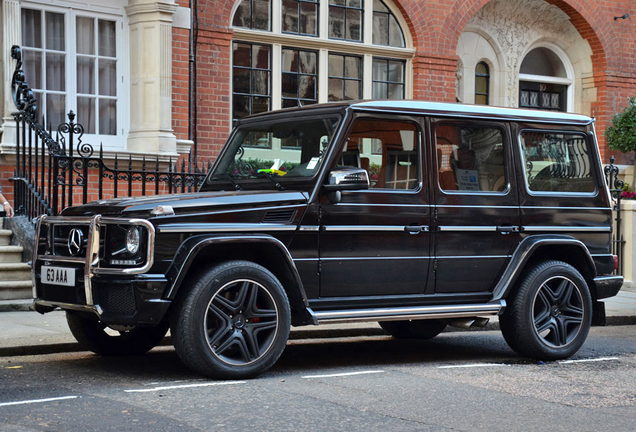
[323,167,370,192]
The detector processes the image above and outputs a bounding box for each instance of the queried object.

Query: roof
[244,100,594,125]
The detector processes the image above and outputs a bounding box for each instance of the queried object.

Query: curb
[0,300,33,312]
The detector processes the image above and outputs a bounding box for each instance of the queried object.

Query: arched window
[474,62,489,105]
[519,47,572,112]
[231,0,413,121]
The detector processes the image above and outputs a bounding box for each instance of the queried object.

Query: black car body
[32,100,623,378]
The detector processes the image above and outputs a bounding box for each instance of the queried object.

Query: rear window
[520,131,595,193]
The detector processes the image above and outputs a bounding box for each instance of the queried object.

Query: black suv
[33,101,623,379]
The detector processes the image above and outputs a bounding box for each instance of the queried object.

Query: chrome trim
[320,256,431,261]
[299,226,320,232]
[438,226,498,232]
[521,206,612,211]
[323,225,417,232]
[436,255,510,260]
[157,223,298,234]
[34,299,95,314]
[522,226,611,233]
[32,215,44,299]
[438,205,519,209]
[37,255,85,264]
[313,300,506,324]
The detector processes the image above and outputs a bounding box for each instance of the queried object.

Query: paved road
[2,326,636,431]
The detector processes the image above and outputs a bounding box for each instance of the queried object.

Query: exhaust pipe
[444,317,490,329]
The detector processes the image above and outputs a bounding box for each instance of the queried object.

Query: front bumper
[33,214,168,325]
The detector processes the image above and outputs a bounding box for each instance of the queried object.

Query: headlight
[125,227,140,255]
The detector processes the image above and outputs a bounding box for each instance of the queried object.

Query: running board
[310,300,506,324]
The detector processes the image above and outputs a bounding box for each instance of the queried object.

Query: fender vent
[262,209,296,224]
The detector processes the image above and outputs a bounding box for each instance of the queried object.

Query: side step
[311,300,506,324]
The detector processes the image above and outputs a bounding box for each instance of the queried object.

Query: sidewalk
[2,286,636,357]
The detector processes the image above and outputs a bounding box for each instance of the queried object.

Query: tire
[66,312,169,355]
[170,261,291,379]
[380,319,447,340]
[500,260,592,360]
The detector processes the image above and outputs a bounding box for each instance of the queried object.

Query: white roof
[350,100,593,124]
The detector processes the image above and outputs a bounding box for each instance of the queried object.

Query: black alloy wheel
[171,261,291,379]
[500,260,592,360]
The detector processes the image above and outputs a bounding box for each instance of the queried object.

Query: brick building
[0,0,635,203]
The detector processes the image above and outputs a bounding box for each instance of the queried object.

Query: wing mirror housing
[323,167,370,203]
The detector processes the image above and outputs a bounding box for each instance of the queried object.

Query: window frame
[372,57,405,99]
[517,128,598,197]
[230,0,415,121]
[20,2,128,150]
[474,61,489,106]
[281,47,319,110]
[329,113,424,194]
[433,119,510,196]
[232,41,273,124]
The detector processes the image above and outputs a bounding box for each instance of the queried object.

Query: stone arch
[437,0,617,73]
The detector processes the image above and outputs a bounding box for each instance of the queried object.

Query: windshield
[205,115,341,190]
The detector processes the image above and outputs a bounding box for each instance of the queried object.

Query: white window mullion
[271,44,282,110]
[363,53,372,99]
[318,48,329,103]
[363,0,373,45]
[272,0,282,34]
[319,0,329,40]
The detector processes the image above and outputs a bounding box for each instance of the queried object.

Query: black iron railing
[9,45,209,221]
[605,156,624,276]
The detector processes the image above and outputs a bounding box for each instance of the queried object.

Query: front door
[432,118,520,294]
[318,115,431,298]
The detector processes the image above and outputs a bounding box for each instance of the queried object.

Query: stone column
[0,0,21,149]
[125,0,178,154]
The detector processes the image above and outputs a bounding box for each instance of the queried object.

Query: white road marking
[125,381,246,393]
[438,363,507,369]
[559,357,620,364]
[0,396,78,408]
[302,370,385,379]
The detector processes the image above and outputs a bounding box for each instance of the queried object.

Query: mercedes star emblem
[68,228,84,256]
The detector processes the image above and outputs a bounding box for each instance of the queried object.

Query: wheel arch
[164,234,316,326]
[492,235,597,302]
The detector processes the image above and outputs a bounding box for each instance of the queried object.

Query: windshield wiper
[211,173,242,191]
[256,172,285,191]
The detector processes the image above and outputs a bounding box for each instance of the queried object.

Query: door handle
[404,225,429,234]
[496,225,520,234]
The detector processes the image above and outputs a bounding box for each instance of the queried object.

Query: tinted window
[435,124,506,193]
[338,118,420,190]
[520,131,594,193]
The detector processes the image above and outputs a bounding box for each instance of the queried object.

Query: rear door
[431,118,521,294]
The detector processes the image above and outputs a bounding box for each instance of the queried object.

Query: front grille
[52,225,90,257]
[95,284,136,316]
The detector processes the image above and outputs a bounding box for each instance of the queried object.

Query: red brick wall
[180,0,636,165]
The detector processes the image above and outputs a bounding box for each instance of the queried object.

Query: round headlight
[125,227,140,255]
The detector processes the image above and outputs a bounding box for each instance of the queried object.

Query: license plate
[41,266,76,287]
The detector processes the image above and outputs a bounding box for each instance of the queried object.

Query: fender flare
[491,235,596,302]
[163,234,310,310]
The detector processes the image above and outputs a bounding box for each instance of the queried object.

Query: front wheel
[500,260,592,360]
[171,261,291,379]
[66,312,169,355]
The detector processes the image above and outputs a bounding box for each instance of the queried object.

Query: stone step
[0,229,12,246]
[0,262,32,280]
[0,245,23,263]
[0,280,32,300]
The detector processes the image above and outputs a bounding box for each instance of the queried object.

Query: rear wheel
[380,319,447,340]
[500,260,592,360]
[171,261,291,379]
[66,312,169,355]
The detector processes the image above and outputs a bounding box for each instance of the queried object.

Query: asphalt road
[2,326,636,431]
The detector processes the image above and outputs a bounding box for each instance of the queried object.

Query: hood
[61,190,310,218]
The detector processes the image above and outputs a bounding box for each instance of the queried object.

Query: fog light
[126,227,140,255]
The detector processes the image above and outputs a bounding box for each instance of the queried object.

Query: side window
[435,123,506,193]
[339,118,420,190]
[520,131,594,193]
